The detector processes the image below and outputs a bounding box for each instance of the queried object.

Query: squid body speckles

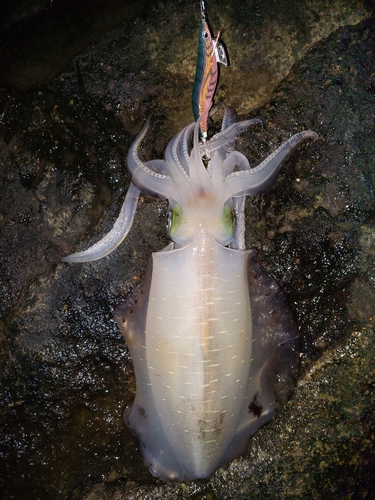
[63,106,317,480]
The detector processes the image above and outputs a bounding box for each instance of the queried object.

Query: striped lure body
[192,0,228,140]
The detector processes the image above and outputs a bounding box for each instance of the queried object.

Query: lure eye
[202,30,209,39]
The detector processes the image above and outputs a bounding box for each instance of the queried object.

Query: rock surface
[0,0,374,498]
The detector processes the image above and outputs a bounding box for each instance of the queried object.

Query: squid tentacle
[230,197,246,251]
[144,159,170,176]
[224,130,318,198]
[62,182,140,263]
[178,122,195,175]
[165,126,191,185]
[222,150,251,251]
[221,105,238,132]
[223,150,250,177]
[219,106,254,250]
[202,118,263,159]
[127,118,177,199]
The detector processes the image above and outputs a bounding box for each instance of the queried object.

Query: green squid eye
[168,205,183,236]
[222,205,234,237]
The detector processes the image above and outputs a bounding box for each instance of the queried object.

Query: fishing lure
[192,0,228,141]
[63,105,317,480]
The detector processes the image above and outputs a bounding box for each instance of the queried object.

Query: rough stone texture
[0,0,147,91]
[0,0,374,499]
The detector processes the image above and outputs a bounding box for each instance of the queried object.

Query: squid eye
[167,205,183,237]
[202,30,209,39]
[222,205,234,238]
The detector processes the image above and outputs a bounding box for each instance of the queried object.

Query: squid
[63,106,317,480]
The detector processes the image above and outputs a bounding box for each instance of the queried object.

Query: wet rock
[0,0,147,91]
